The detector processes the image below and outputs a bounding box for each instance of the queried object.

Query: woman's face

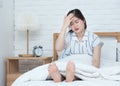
[69,16,85,34]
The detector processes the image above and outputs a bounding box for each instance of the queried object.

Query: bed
[12,32,120,86]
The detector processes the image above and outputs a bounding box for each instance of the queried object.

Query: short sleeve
[92,34,104,47]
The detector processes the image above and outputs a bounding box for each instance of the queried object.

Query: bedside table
[6,57,52,86]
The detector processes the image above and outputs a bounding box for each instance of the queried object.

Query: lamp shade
[16,14,39,31]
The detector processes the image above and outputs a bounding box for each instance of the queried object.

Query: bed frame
[53,32,120,61]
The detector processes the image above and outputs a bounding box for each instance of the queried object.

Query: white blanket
[12,55,120,86]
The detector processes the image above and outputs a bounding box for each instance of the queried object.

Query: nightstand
[6,57,52,86]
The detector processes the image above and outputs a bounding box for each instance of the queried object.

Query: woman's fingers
[64,13,74,21]
[68,13,74,18]
[68,13,74,19]
[62,13,74,29]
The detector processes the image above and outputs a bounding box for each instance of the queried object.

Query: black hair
[67,9,87,32]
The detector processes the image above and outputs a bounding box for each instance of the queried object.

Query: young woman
[48,9,103,83]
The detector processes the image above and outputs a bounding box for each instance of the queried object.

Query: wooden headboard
[53,32,120,61]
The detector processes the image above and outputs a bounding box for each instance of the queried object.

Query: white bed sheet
[12,79,120,86]
[12,61,120,86]
[12,54,120,86]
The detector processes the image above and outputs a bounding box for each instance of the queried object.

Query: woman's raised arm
[56,14,74,51]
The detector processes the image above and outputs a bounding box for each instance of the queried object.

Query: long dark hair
[67,9,87,32]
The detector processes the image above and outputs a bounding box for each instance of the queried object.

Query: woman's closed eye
[70,19,79,26]
[75,20,79,23]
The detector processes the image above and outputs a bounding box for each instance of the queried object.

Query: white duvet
[12,54,120,86]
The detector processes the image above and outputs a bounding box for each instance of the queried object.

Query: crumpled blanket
[56,61,120,81]
[12,55,120,86]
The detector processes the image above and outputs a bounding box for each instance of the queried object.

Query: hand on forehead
[68,13,74,19]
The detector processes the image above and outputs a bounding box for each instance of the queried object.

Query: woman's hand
[62,13,74,31]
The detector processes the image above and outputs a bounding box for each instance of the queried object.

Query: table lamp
[16,15,38,57]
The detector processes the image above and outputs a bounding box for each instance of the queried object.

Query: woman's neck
[76,30,85,41]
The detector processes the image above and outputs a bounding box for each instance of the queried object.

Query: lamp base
[19,54,33,57]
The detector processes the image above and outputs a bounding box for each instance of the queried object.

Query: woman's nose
[73,23,78,27]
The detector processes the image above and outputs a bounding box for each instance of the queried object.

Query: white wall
[14,0,120,57]
[0,0,14,86]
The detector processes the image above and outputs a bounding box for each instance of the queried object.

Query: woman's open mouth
[75,28,79,31]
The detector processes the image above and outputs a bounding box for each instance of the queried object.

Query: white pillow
[100,37,117,67]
